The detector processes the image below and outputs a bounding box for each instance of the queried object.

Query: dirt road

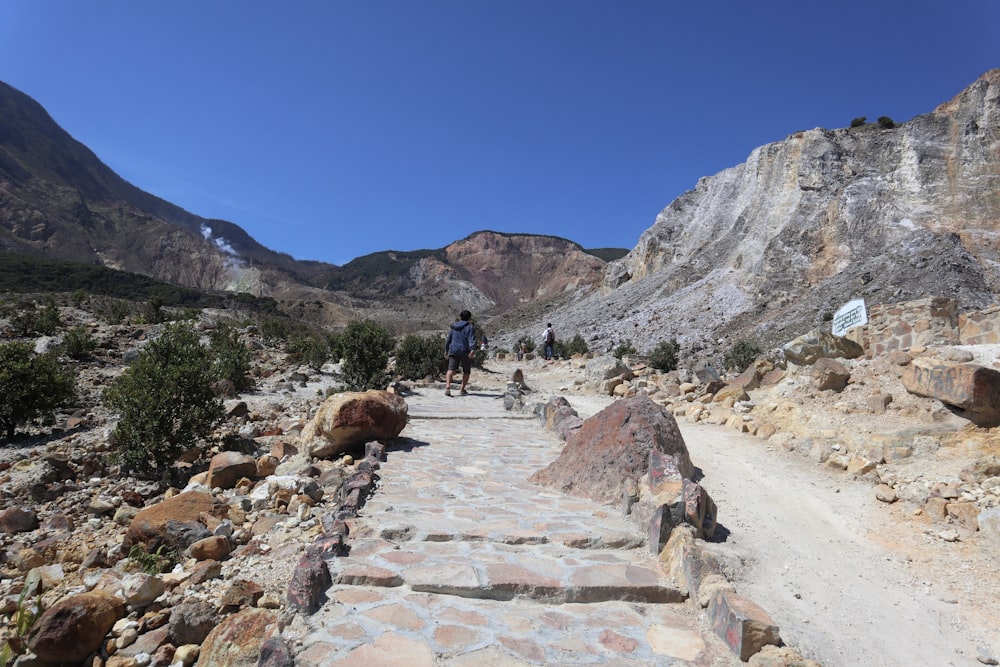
[488,358,1000,667]
[682,422,992,667]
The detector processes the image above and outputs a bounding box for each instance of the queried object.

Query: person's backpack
[544,328,555,344]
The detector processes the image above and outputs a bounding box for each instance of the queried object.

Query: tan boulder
[783,329,863,365]
[300,391,408,458]
[812,357,850,392]
[198,608,277,667]
[902,360,1000,426]
[206,452,258,490]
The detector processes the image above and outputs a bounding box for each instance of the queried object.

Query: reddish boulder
[27,591,124,663]
[301,391,408,458]
[529,394,693,505]
[123,491,228,554]
[0,507,38,533]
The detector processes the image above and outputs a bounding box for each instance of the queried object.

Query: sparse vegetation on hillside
[0,341,76,439]
[850,116,867,128]
[103,322,225,477]
[0,254,280,315]
[584,247,629,262]
[316,249,443,294]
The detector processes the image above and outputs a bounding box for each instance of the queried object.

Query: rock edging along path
[294,386,742,666]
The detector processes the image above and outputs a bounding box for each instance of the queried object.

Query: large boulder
[584,356,633,391]
[206,451,257,490]
[122,491,228,555]
[529,394,693,505]
[902,360,1000,426]
[300,391,408,458]
[27,591,124,663]
[782,329,864,365]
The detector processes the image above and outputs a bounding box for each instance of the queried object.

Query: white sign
[832,298,868,337]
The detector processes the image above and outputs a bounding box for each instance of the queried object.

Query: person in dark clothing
[444,309,476,396]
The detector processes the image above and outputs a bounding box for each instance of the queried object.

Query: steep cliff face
[572,69,1000,357]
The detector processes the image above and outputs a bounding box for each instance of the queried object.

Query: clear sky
[1,2,997,265]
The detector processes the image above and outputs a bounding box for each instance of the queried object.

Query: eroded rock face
[529,394,693,505]
[300,390,408,458]
[565,70,1000,361]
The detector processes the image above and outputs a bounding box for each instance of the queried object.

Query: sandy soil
[475,356,1000,667]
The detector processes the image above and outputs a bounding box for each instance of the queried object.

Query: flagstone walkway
[295,385,741,666]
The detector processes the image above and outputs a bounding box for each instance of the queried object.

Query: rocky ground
[0,308,999,665]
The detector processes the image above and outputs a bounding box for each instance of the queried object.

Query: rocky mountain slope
[0,81,615,333]
[522,70,1000,363]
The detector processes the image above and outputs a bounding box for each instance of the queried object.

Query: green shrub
[103,323,224,478]
[877,116,895,129]
[62,325,97,361]
[723,338,763,372]
[396,334,447,380]
[649,338,680,372]
[850,116,867,128]
[127,544,177,574]
[339,319,396,391]
[260,318,294,344]
[0,342,76,439]
[612,341,637,359]
[287,335,330,371]
[11,299,62,336]
[555,333,589,359]
[209,324,255,390]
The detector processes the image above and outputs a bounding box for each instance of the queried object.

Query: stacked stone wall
[861,297,960,355]
[959,305,1000,345]
[852,297,1000,354]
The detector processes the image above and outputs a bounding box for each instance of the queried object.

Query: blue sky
[1,2,997,265]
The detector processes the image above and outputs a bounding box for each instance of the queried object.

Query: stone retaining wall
[857,296,1000,354]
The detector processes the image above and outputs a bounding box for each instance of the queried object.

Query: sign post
[832,299,868,337]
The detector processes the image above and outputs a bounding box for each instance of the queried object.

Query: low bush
[339,319,396,391]
[103,323,224,478]
[649,338,680,372]
[62,325,97,360]
[0,342,76,439]
[396,334,447,380]
[612,341,637,359]
[556,333,589,358]
[723,338,763,373]
[209,324,255,390]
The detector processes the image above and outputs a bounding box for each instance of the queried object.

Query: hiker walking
[444,310,476,396]
[542,322,555,361]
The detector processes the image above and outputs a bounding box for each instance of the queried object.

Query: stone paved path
[296,385,741,666]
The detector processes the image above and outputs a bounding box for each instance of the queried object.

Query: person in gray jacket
[444,310,476,396]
